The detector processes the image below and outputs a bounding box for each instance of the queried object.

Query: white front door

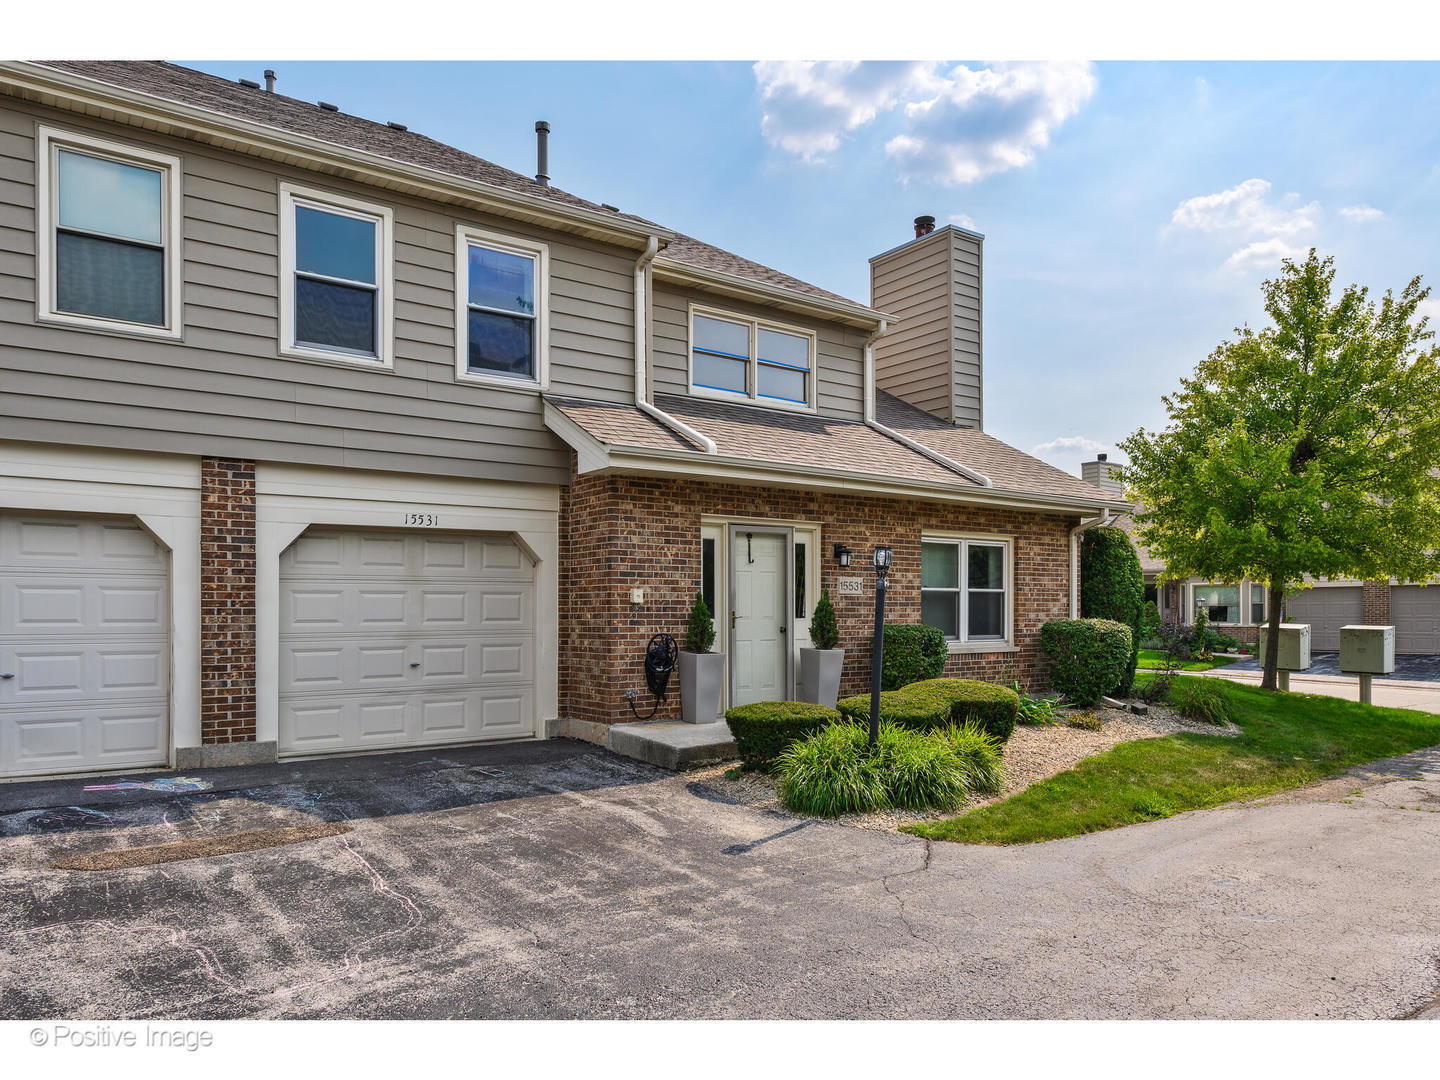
[731,530,789,707]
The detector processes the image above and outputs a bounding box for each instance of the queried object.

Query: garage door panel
[1285,587,1363,652]
[1393,585,1440,655]
[2,513,170,777]
[279,528,537,755]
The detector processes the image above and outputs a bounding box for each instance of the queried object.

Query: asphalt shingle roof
[39,60,875,317]
[875,391,1118,503]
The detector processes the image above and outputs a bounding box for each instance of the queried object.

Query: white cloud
[1223,238,1308,271]
[1418,298,1440,324]
[950,213,978,230]
[1030,436,1115,476]
[1170,178,1318,237]
[1339,203,1384,223]
[753,60,1096,184]
[1169,178,1320,272]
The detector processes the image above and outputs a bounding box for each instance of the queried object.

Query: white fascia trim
[634,237,715,454]
[1,62,670,250]
[654,257,893,330]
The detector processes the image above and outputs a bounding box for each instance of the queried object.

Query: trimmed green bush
[1079,525,1144,695]
[809,590,840,651]
[1039,618,1134,706]
[1140,599,1163,643]
[776,721,1002,817]
[684,592,715,653]
[836,678,1019,741]
[724,700,839,772]
[878,624,947,690]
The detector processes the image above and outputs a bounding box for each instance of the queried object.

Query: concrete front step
[606,720,737,771]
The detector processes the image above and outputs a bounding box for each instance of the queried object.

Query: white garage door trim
[1284,585,1364,652]
[0,442,201,774]
[256,463,559,753]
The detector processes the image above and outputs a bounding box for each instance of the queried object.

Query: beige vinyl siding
[949,229,983,429]
[0,98,639,485]
[870,231,953,422]
[649,284,865,421]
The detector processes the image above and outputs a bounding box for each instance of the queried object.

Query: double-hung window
[37,127,182,337]
[280,184,392,367]
[920,537,1010,644]
[690,307,814,410]
[1249,582,1267,624]
[456,226,549,389]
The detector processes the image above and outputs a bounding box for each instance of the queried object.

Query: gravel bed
[687,703,1239,834]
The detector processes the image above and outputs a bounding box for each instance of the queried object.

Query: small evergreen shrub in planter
[799,590,845,707]
[724,700,839,772]
[1039,618,1134,706]
[679,592,724,724]
[877,624,947,690]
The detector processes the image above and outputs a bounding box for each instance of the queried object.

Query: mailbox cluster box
[1339,625,1396,675]
[1257,623,1312,671]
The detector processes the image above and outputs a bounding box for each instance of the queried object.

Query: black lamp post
[867,545,893,749]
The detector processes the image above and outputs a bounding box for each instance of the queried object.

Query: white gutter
[633,237,716,454]
[860,320,994,488]
[1069,510,1110,617]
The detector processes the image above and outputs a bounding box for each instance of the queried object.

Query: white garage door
[279,529,536,756]
[0,513,169,777]
[1284,586,1363,652]
[1392,586,1440,655]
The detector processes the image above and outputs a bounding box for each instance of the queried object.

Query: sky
[187,60,1440,479]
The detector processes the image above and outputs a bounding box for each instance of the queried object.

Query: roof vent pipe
[914,215,936,238]
[534,121,551,187]
[264,69,277,93]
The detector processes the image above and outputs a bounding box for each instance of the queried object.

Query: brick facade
[200,458,257,744]
[1362,579,1391,625]
[558,460,1078,726]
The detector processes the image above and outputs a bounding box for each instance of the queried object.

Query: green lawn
[1136,649,1242,671]
[903,675,1440,846]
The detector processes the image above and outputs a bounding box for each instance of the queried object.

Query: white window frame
[278,182,393,369]
[454,224,550,392]
[35,126,183,340]
[1191,582,1242,626]
[920,532,1015,651]
[1248,580,1268,625]
[687,303,817,414]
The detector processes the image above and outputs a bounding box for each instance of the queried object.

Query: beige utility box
[1339,625,1395,675]
[1257,623,1312,671]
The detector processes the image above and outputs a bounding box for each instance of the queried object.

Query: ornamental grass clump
[936,723,1006,795]
[777,723,889,817]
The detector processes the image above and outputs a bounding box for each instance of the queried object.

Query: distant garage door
[0,513,169,777]
[1284,586,1363,652]
[278,529,536,756]
[1392,586,1440,655]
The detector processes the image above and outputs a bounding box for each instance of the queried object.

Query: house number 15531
[403,513,439,526]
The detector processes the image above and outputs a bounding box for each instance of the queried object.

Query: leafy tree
[1121,251,1440,690]
[1079,525,1144,694]
[809,589,840,651]
[684,592,716,653]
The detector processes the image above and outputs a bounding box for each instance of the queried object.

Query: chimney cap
[913,215,936,238]
[1098,453,1108,461]
[535,120,551,133]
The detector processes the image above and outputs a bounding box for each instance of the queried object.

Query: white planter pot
[678,650,725,724]
[799,648,845,708]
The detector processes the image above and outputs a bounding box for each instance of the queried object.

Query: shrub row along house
[1081,455,1437,653]
[0,61,1119,778]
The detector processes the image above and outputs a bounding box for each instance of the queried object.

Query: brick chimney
[869,215,983,429]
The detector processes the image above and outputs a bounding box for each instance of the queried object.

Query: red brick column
[200,458,257,744]
[1362,579,1391,625]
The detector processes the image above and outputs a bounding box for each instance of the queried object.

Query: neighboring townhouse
[1081,455,1437,653]
[0,60,1119,779]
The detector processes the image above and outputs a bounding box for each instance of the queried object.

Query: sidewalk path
[1198,665,1440,712]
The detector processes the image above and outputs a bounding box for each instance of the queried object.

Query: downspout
[1069,510,1109,617]
[633,236,716,453]
[862,320,994,488]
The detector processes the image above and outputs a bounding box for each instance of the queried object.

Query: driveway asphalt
[3,738,1440,1020]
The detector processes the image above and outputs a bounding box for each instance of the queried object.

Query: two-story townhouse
[0,60,1119,779]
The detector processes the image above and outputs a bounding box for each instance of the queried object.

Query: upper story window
[36,127,182,338]
[921,536,1011,645]
[279,183,393,368]
[455,225,549,390]
[689,305,815,411]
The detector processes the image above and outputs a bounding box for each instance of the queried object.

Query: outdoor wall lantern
[833,543,853,568]
[867,545,894,748]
